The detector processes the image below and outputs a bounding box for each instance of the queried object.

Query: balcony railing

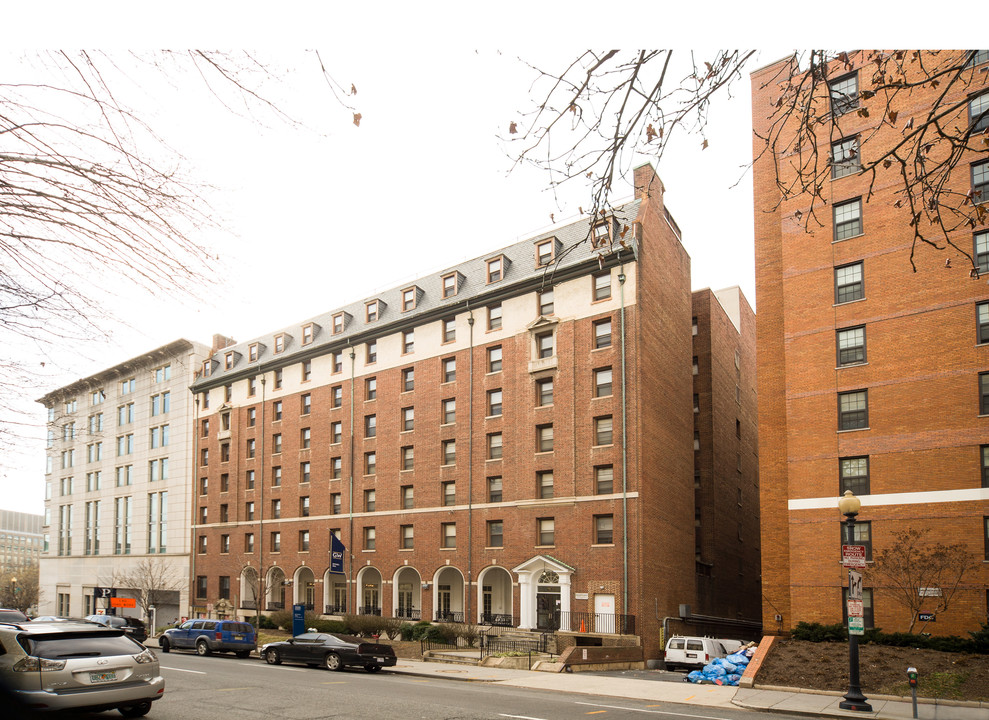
[435,610,464,623]
[359,606,381,616]
[557,610,636,635]
[241,600,257,610]
[480,613,516,627]
[265,602,284,611]
[324,604,347,615]
[395,608,421,621]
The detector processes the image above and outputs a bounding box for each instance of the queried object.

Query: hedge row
[245,613,480,644]
[791,621,989,654]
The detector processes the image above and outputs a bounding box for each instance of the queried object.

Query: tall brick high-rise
[189,163,759,660]
[752,51,989,635]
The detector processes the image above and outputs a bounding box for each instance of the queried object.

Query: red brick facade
[189,164,759,660]
[752,51,989,635]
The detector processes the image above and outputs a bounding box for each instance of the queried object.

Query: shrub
[792,621,989,654]
[343,614,388,637]
[791,621,847,642]
[451,623,480,647]
[267,610,292,631]
[398,623,416,641]
[408,621,435,641]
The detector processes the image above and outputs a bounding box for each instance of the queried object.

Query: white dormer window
[302,324,314,345]
[249,343,259,362]
[225,352,234,370]
[487,257,503,283]
[366,300,379,322]
[274,334,285,354]
[536,240,554,267]
[402,287,416,312]
[592,222,611,248]
[442,273,457,298]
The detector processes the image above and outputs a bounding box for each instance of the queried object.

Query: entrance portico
[512,555,574,631]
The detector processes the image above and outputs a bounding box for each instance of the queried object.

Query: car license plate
[686,653,697,658]
[90,671,117,683]
[234,635,243,640]
[375,657,384,662]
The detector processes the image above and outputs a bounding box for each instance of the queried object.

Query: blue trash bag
[686,670,706,683]
[726,673,742,685]
[726,651,750,666]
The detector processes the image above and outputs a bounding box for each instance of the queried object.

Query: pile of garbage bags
[685,645,756,686]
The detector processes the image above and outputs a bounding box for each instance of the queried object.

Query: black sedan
[260,632,397,672]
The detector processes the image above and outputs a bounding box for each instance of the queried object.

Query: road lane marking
[498,715,547,720]
[586,712,608,715]
[321,681,347,685]
[216,688,252,692]
[575,702,732,719]
[161,666,206,674]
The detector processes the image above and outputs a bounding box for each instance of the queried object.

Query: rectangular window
[332,352,342,373]
[274,335,285,354]
[246,501,254,520]
[365,415,376,438]
[981,372,989,415]
[301,393,311,415]
[982,446,989,488]
[331,421,342,444]
[249,343,259,362]
[271,499,281,519]
[537,424,553,453]
[488,389,503,416]
[302,360,312,381]
[300,496,310,517]
[538,289,554,316]
[442,522,456,548]
[537,470,554,499]
[837,326,867,366]
[592,222,610,248]
[331,457,342,479]
[332,313,345,334]
[488,521,504,548]
[537,377,553,406]
[831,137,860,179]
[120,378,135,395]
[593,272,611,301]
[402,407,414,431]
[402,367,415,391]
[834,198,863,241]
[488,432,503,459]
[248,408,256,426]
[248,377,257,396]
[225,352,234,370]
[330,385,342,408]
[487,257,503,283]
[366,301,378,322]
[272,466,281,486]
[365,452,376,475]
[220,535,230,554]
[536,239,554,267]
[301,461,311,483]
[401,485,414,509]
[488,346,502,373]
[595,416,614,445]
[245,533,254,552]
[594,515,614,544]
[441,317,457,343]
[273,401,283,421]
[442,481,456,506]
[332,493,342,514]
[364,489,376,512]
[401,446,414,471]
[442,439,456,466]
[402,287,416,312]
[974,161,989,204]
[402,330,414,354]
[595,465,614,494]
[366,340,377,364]
[442,273,458,298]
[840,456,870,495]
[488,303,502,331]
[443,357,456,383]
[488,476,502,502]
[538,518,555,546]
[838,390,869,430]
[272,433,282,453]
[274,369,283,389]
[442,398,456,424]
[971,50,989,66]
[835,261,864,304]
[594,319,612,348]
[976,231,989,274]
[246,470,255,489]
[829,72,858,116]
[842,520,872,560]
[594,367,613,397]
[364,527,376,550]
[246,438,255,459]
[196,577,207,599]
[970,92,989,132]
[978,302,989,344]
[401,524,414,549]
[271,531,281,552]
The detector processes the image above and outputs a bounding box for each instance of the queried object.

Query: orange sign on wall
[110,597,137,608]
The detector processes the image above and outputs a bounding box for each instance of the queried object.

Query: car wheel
[265,648,281,665]
[196,639,211,656]
[159,638,170,653]
[118,701,153,718]
[324,652,342,671]
[235,650,251,659]
[365,664,381,673]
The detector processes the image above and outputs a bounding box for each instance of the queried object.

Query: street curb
[740,684,989,712]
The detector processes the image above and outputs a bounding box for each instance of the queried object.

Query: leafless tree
[508,50,988,269]
[870,528,977,633]
[0,50,357,440]
[0,566,40,611]
[117,556,182,626]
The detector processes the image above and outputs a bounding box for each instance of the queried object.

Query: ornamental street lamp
[838,490,872,712]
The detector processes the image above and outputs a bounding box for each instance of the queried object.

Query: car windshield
[21,632,144,659]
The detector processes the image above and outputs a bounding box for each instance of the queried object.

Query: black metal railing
[557,611,636,635]
[241,600,257,610]
[482,635,549,658]
[359,606,382,616]
[324,603,347,615]
[266,602,284,611]
[395,608,421,621]
[480,613,516,627]
[420,633,483,654]
[303,603,314,611]
[434,610,464,623]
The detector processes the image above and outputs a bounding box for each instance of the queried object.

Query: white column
[518,572,532,629]
[560,572,572,614]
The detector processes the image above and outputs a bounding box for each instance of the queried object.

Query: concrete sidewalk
[386,660,989,719]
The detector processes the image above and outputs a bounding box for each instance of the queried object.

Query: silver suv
[0,619,164,716]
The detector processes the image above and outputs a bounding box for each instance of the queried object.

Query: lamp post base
[839,693,873,712]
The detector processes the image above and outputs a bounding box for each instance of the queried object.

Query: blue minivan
[158,619,256,657]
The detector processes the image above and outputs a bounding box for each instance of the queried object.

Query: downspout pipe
[258,375,266,621]
[190,393,199,620]
[619,259,629,618]
[348,348,356,613]
[467,308,475,624]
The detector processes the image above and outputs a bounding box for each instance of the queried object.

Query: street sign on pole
[847,599,864,617]
[842,545,867,568]
[848,616,865,635]
[848,570,863,600]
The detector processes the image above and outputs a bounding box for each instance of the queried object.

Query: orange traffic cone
[579,619,586,633]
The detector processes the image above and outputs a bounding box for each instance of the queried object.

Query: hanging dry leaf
[857,108,870,118]
[353,112,362,127]
[549,213,555,223]
[888,110,898,123]
[509,121,517,134]
[646,124,657,142]
[619,224,629,238]
[351,84,357,95]
[883,159,892,169]
[701,139,709,150]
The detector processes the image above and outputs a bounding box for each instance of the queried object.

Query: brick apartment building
[752,51,989,635]
[189,163,760,659]
[37,339,212,624]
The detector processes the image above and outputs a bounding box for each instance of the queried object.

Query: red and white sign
[847,599,864,617]
[841,545,867,568]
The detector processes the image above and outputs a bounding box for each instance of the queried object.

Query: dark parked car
[0,609,29,623]
[260,633,396,672]
[158,619,256,657]
[85,615,148,643]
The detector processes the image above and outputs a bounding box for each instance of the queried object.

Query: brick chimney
[634,162,664,202]
[212,334,236,353]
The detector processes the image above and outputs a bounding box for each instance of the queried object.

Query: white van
[663,636,729,671]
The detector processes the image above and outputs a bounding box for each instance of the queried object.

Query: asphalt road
[74,650,803,720]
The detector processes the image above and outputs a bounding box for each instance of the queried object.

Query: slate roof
[192,200,642,391]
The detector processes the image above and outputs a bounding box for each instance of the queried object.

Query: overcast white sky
[0,5,963,514]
